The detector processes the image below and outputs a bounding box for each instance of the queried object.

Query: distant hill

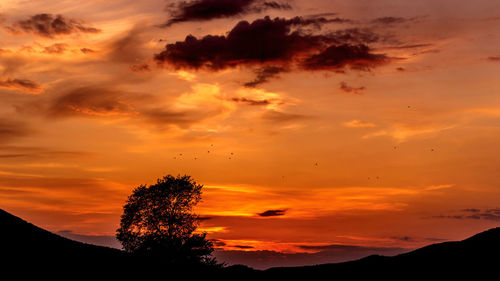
[1,208,499,279]
[262,227,500,279]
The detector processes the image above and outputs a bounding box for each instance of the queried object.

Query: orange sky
[1,0,500,268]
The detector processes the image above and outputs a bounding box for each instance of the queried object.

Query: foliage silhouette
[116,174,216,267]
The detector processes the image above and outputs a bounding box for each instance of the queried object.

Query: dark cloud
[233,245,255,249]
[328,28,381,44]
[390,236,414,242]
[198,216,213,221]
[5,14,100,38]
[212,239,227,247]
[231,97,271,106]
[298,244,364,251]
[371,17,407,25]
[155,16,387,85]
[129,63,151,73]
[487,56,500,61]
[370,16,424,25]
[390,236,447,243]
[302,44,388,71]
[433,208,500,221]
[461,208,481,213]
[155,16,338,70]
[257,209,287,217]
[384,43,433,50]
[164,0,292,26]
[339,81,365,95]
[0,119,31,142]
[43,43,68,54]
[486,208,500,215]
[244,66,287,87]
[0,78,42,92]
[80,48,95,54]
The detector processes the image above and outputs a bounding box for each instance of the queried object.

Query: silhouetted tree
[116,174,215,267]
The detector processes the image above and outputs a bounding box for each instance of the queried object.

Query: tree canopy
[116,174,215,266]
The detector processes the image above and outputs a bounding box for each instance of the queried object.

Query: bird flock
[171,104,438,184]
[173,144,235,161]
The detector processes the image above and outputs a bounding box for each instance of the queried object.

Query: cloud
[43,43,68,54]
[257,209,287,217]
[107,25,150,64]
[344,120,376,128]
[244,66,287,87]
[0,48,12,54]
[487,56,500,61]
[461,208,481,213]
[384,43,433,50]
[129,63,151,73]
[0,78,42,93]
[140,108,207,127]
[164,0,292,26]
[433,208,500,221]
[155,16,387,86]
[18,82,230,132]
[301,44,388,71]
[371,17,407,25]
[4,14,101,38]
[213,239,227,247]
[47,86,139,117]
[231,97,271,106]
[155,16,337,70]
[0,119,32,142]
[339,81,366,95]
[233,245,255,249]
[80,48,96,54]
[390,236,414,242]
[0,145,89,160]
[370,16,424,25]
[261,110,307,123]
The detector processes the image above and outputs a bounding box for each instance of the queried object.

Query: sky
[1,0,500,269]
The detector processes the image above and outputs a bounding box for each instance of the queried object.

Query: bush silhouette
[116,174,215,267]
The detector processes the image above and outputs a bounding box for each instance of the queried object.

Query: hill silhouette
[262,227,500,279]
[1,208,498,279]
[0,208,132,277]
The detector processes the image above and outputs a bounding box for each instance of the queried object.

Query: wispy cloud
[4,14,100,38]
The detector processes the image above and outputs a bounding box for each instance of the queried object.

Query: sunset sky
[1,0,500,269]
